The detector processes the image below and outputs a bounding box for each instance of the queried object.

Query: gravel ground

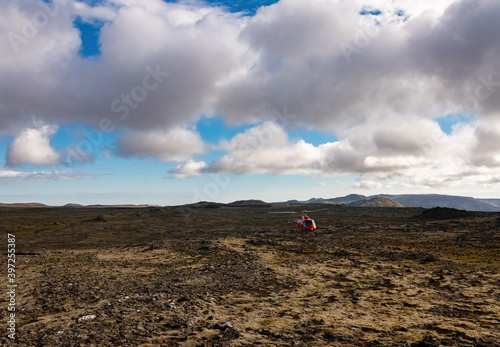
[1,205,499,346]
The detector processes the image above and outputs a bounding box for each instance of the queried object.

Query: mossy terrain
[0,204,499,346]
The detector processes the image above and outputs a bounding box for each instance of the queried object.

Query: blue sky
[1,0,500,205]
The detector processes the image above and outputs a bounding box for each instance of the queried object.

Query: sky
[1,0,500,206]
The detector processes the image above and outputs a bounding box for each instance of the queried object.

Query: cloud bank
[1,0,500,188]
[171,117,499,191]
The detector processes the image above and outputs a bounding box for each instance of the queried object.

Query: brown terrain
[1,204,499,346]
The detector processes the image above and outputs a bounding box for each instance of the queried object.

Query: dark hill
[63,203,83,208]
[280,199,302,205]
[185,201,226,209]
[416,207,476,220]
[228,200,271,208]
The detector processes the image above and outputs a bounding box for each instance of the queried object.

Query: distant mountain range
[278,194,500,212]
[0,203,159,208]
[347,196,405,208]
[2,194,500,212]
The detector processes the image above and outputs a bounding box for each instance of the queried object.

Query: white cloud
[169,160,207,178]
[347,0,458,19]
[214,0,500,129]
[469,118,500,167]
[207,122,324,175]
[118,127,205,162]
[6,0,497,135]
[0,0,251,140]
[0,168,90,180]
[72,1,117,22]
[6,124,61,166]
[167,117,500,190]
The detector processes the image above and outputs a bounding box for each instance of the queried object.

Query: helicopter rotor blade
[301,208,327,213]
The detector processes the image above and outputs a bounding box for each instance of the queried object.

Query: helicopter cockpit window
[304,220,315,227]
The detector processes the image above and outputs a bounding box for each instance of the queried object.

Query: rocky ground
[1,204,499,346]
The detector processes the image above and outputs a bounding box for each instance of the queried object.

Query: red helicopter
[269,209,325,232]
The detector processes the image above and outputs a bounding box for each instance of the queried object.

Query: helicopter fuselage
[269,210,323,232]
[294,215,316,232]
